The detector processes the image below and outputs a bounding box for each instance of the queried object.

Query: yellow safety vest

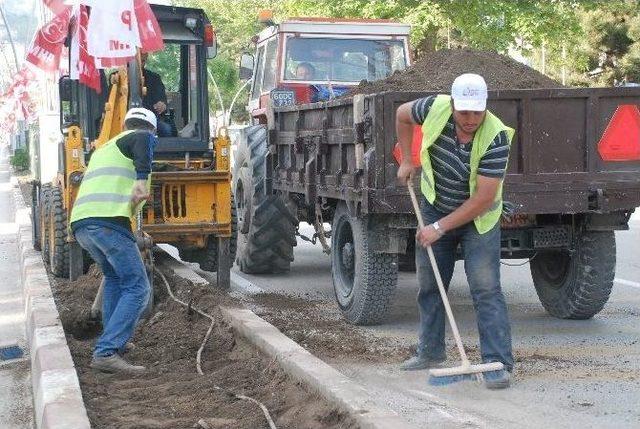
[70,130,149,223]
[419,94,514,234]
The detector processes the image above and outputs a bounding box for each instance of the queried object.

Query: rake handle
[407,177,470,367]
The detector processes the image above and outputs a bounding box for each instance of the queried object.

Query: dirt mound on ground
[52,266,357,429]
[351,48,563,95]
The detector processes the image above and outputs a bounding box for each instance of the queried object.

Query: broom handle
[407,177,470,367]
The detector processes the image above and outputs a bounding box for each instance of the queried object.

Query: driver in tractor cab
[70,108,158,374]
[296,62,316,80]
[141,53,173,137]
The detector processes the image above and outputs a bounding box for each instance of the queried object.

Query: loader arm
[93,54,145,149]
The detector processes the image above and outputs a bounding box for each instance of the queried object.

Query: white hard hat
[124,107,157,130]
[451,73,488,112]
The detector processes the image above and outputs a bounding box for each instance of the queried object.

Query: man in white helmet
[70,107,158,374]
[395,74,515,389]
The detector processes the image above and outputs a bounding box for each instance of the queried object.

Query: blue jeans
[74,224,150,358]
[415,198,514,371]
[157,119,172,137]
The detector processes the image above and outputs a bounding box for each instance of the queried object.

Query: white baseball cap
[451,73,488,112]
[124,107,157,130]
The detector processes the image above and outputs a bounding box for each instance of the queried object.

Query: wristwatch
[431,221,445,236]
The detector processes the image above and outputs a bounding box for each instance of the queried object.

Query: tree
[181,0,592,110]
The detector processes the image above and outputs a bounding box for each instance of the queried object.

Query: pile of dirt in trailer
[52,266,357,429]
[350,48,563,95]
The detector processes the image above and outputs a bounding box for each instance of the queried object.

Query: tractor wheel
[233,125,297,274]
[331,203,398,325]
[38,184,53,262]
[31,183,41,251]
[48,187,69,278]
[530,231,616,319]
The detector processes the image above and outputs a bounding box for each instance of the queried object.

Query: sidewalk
[0,155,33,428]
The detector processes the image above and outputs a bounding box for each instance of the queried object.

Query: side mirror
[59,76,72,102]
[239,53,254,81]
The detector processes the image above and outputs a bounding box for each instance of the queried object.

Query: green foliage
[179,0,640,107]
[576,0,640,85]
[182,0,586,112]
[145,46,181,91]
[10,148,29,172]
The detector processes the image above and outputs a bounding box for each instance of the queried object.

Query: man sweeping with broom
[395,73,514,389]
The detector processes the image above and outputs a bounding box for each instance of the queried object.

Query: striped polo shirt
[411,95,510,214]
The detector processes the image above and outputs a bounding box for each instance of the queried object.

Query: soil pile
[351,48,563,95]
[52,266,357,429]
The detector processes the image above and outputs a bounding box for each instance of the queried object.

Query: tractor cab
[61,4,217,158]
[240,14,411,122]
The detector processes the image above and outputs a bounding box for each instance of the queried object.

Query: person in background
[141,53,173,137]
[296,62,316,80]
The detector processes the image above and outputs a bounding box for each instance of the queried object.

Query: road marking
[230,272,265,294]
[615,278,640,289]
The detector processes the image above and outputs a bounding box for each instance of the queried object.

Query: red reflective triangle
[597,105,640,161]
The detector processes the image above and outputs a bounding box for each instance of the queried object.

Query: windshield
[284,36,407,83]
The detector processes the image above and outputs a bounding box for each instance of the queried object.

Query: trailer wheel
[48,187,69,278]
[35,184,53,257]
[233,125,297,274]
[331,203,398,325]
[530,231,615,319]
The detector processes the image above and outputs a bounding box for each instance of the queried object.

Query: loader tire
[530,231,615,319]
[36,184,53,258]
[331,203,398,325]
[48,187,69,278]
[233,125,297,274]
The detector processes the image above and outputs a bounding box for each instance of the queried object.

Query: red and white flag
[70,5,101,92]
[25,7,72,72]
[134,0,163,53]
[43,0,70,15]
[87,0,139,59]
[26,0,164,92]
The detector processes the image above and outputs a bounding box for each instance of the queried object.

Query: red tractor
[239,12,412,122]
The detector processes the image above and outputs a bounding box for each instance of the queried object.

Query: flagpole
[0,5,20,74]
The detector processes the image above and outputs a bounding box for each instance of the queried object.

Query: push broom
[406,177,503,386]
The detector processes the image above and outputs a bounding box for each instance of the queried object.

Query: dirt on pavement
[248,293,413,363]
[350,48,563,96]
[51,265,358,429]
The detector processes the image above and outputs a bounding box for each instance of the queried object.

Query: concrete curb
[219,306,418,429]
[10,177,91,429]
[158,248,417,428]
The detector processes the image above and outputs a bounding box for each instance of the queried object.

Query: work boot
[483,369,511,389]
[91,354,146,374]
[400,355,446,371]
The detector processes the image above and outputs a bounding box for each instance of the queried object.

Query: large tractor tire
[48,187,69,278]
[38,184,53,262]
[331,203,398,325]
[233,125,297,274]
[31,183,41,251]
[181,194,238,272]
[530,231,615,319]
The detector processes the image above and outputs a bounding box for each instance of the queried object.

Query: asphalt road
[232,220,640,429]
